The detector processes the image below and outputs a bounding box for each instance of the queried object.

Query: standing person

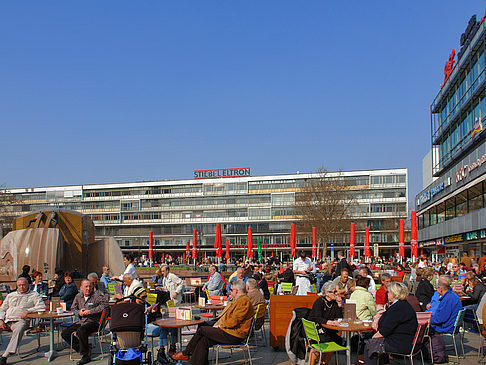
[111,253,137,281]
[415,268,435,311]
[59,272,79,310]
[293,251,316,295]
[202,265,224,296]
[171,280,255,365]
[61,280,109,365]
[159,265,184,305]
[334,251,351,279]
[0,278,45,365]
[18,265,32,285]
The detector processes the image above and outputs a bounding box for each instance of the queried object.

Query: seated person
[350,276,376,321]
[30,270,49,296]
[87,272,109,297]
[171,280,255,364]
[225,267,248,296]
[252,273,270,300]
[246,278,265,329]
[429,275,462,335]
[364,282,418,365]
[464,273,486,308]
[306,281,343,365]
[415,268,435,311]
[157,265,184,305]
[332,268,349,297]
[0,278,45,365]
[61,280,108,365]
[402,278,421,312]
[59,272,79,310]
[151,268,164,285]
[99,266,117,287]
[375,273,391,310]
[115,273,146,305]
[145,304,178,363]
[202,265,224,297]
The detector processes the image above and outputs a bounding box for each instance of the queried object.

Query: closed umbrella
[312,227,317,259]
[247,227,253,259]
[350,223,355,258]
[290,224,296,258]
[148,232,154,262]
[257,237,263,262]
[364,227,371,258]
[399,220,405,259]
[225,238,230,262]
[215,224,223,258]
[192,230,197,260]
[411,212,418,259]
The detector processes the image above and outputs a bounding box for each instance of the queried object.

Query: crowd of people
[0,249,485,365]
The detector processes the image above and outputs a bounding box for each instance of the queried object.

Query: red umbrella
[411,212,418,258]
[312,227,317,259]
[364,227,371,257]
[225,238,230,262]
[186,240,190,258]
[183,252,186,264]
[192,230,197,260]
[148,232,154,261]
[290,224,296,258]
[399,220,405,258]
[350,223,355,258]
[247,227,253,259]
[215,224,223,258]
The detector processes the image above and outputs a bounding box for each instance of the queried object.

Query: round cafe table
[152,318,205,352]
[195,304,225,318]
[27,311,74,362]
[322,321,372,365]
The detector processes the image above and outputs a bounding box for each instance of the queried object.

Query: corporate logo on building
[472,117,483,138]
[194,167,251,179]
[455,153,486,183]
[418,179,449,206]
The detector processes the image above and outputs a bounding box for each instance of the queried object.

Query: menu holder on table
[344,300,356,322]
[198,297,206,306]
[176,307,193,320]
[50,297,61,312]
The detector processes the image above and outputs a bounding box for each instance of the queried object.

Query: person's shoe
[0,356,7,365]
[77,355,91,365]
[171,352,189,361]
[168,344,177,357]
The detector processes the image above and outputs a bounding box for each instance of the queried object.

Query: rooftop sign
[194,167,251,179]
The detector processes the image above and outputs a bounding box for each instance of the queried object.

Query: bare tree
[0,185,17,237]
[294,168,354,255]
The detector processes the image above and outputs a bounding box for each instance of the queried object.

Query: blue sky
[2,1,485,206]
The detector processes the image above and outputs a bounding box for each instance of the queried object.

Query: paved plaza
[1,325,483,365]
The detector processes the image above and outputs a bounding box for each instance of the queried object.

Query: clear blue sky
[2,1,485,206]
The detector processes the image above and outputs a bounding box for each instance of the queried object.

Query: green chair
[301,318,346,365]
[281,282,293,294]
[107,283,116,296]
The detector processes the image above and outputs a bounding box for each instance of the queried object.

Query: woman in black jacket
[58,272,79,309]
[465,275,486,306]
[307,281,343,365]
[415,268,435,311]
[364,282,418,365]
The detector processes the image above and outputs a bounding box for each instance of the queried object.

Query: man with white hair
[157,265,184,305]
[0,278,45,365]
[114,273,146,304]
[87,272,108,296]
[202,265,224,296]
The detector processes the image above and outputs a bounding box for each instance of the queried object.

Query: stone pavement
[0,327,484,365]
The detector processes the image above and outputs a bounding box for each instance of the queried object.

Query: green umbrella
[257,237,263,261]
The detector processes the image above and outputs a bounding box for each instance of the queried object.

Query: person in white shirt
[158,265,184,305]
[293,251,316,295]
[111,253,137,282]
[115,274,146,305]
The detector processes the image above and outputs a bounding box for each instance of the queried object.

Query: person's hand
[0,320,7,330]
[213,324,220,329]
[20,310,29,319]
[307,266,313,271]
[372,331,383,339]
[114,294,122,300]
[426,303,431,310]
[172,292,178,299]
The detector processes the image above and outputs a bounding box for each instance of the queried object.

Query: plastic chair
[252,302,268,347]
[416,312,432,361]
[281,282,292,294]
[301,318,346,365]
[443,309,465,363]
[147,293,157,306]
[388,323,427,365]
[70,308,110,361]
[166,299,175,308]
[107,283,116,296]
[214,317,255,365]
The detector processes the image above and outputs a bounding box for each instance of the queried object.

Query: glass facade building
[6,169,407,259]
[416,13,486,257]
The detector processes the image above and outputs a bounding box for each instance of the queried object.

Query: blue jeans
[146,323,178,347]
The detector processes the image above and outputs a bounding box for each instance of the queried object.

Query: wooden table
[269,294,318,348]
[27,311,74,362]
[322,321,372,365]
[152,318,205,351]
[195,304,225,317]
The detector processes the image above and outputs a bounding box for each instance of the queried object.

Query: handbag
[114,348,142,365]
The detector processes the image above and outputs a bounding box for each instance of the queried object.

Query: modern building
[5,168,408,260]
[416,12,486,258]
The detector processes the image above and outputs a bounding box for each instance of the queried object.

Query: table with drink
[195,296,227,317]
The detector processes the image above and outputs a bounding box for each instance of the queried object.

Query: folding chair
[301,318,346,365]
[252,302,268,347]
[443,309,465,363]
[214,317,255,365]
[281,282,292,294]
[388,323,427,365]
[70,308,110,361]
[416,312,432,362]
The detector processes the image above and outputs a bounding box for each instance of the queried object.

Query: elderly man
[202,265,224,296]
[171,280,255,365]
[87,272,109,296]
[157,265,184,305]
[0,278,45,365]
[332,268,350,296]
[225,267,248,296]
[61,280,108,365]
[375,272,392,309]
[114,273,146,305]
[430,275,462,334]
[246,278,265,329]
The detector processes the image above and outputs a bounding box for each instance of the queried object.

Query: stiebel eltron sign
[194,167,251,179]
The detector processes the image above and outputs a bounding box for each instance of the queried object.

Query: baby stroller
[109,296,152,365]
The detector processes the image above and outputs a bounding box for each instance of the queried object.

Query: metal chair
[214,317,255,365]
[70,309,110,361]
[301,318,346,365]
[442,309,466,363]
[252,302,268,347]
[388,323,428,365]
